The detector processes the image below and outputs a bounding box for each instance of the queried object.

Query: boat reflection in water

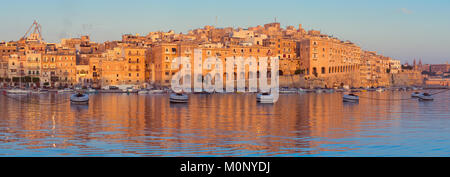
[70,104,89,112]
[0,90,449,156]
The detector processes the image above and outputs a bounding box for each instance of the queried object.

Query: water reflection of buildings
[0,92,420,156]
[303,92,412,154]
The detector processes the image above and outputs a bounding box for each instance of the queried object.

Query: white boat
[280,88,298,94]
[343,94,359,102]
[256,92,275,103]
[122,87,134,93]
[376,88,385,92]
[325,89,335,93]
[315,89,323,93]
[297,88,306,93]
[32,89,48,94]
[138,90,149,94]
[70,93,89,104]
[170,93,189,103]
[411,92,423,98]
[86,88,97,94]
[418,93,433,101]
[31,90,43,94]
[58,88,74,93]
[6,88,31,94]
[149,89,165,94]
[39,89,49,92]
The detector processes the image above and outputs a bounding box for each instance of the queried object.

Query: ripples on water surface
[0,90,449,156]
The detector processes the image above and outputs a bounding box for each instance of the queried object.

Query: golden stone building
[297,30,361,88]
[0,21,425,89]
[149,42,273,87]
[90,46,146,87]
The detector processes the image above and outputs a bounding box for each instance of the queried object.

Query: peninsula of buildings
[0,21,448,90]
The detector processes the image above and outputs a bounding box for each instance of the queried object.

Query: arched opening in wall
[278,70,283,76]
[340,83,344,87]
[321,67,325,74]
[240,72,245,80]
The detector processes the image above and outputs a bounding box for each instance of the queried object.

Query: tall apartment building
[297,30,361,87]
[149,42,273,87]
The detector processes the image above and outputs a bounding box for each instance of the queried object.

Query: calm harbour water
[0,90,449,157]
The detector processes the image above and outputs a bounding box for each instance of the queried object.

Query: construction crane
[21,20,43,41]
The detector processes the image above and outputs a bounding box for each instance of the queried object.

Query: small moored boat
[297,88,306,93]
[58,88,74,93]
[418,93,433,101]
[149,89,165,94]
[343,93,359,102]
[70,92,89,104]
[315,89,323,93]
[411,92,423,98]
[170,93,189,103]
[6,88,31,94]
[138,89,149,94]
[257,92,275,103]
[86,88,97,94]
[280,87,298,94]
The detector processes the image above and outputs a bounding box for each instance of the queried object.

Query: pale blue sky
[0,0,449,64]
